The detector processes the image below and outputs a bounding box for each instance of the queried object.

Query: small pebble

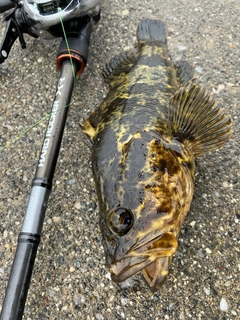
[224,280,231,287]
[24,307,31,315]
[220,297,228,311]
[121,297,128,306]
[74,202,81,209]
[105,272,111,280]
[109,295,115,302]
[61,305,68,311]
[214,190,220,198]
[74,261,81,269]
[6,124,13,131]
[48,289,55,297]
[120,277,134,289]
[178,45,187,51]
[195,66,203,73]
[81,297,85,303]
[122,9,129,15]
[70,266,75,272]
[95,313,104,320]
[216,84,225,94]
[222,181,229,188]
[205,248,212,254]
[204,287,210,296]
[198,249,205,258]
[189,221,196,227]
[58,256,64,265]
[65,178,75,185]
[52,216,61,223]
[74,297,80,307]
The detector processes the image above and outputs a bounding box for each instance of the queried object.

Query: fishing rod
[0,1,102,319]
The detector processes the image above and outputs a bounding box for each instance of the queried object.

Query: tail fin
[137,19,166,44]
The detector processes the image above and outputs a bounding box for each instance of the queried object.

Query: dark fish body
[81,19,232,291]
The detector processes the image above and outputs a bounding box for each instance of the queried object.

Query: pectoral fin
[79,117,97,142]
[168,83,232,156]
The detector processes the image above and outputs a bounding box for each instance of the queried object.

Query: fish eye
[109,207,134,236]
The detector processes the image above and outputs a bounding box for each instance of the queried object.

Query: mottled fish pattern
[81,19,232,291]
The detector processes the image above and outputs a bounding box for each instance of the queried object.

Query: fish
[80,19,232,292]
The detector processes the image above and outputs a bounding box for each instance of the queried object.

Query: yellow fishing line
[1,8,76,151]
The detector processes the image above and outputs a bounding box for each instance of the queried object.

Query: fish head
[96,133,194,291]
[100,170,189,291]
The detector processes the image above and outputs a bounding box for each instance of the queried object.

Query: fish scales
[81,19,232,291]
[99,44,178,138]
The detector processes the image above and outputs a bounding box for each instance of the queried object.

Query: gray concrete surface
[0,1,239,319]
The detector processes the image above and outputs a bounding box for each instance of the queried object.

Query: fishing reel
[20,0,102,31]
[0,0,102,63]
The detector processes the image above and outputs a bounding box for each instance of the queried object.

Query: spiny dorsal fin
[168,83,232,157]
[175,60,194,87]
[102,48,139,85]
[137,19,166,44]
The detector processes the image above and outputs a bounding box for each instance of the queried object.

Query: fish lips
[110,232,178,290]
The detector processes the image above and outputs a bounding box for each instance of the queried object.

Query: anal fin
[168,83,232,157]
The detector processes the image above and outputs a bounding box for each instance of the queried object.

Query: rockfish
[81,19,232,291]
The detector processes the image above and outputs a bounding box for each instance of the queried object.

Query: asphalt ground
[0,1,239,319]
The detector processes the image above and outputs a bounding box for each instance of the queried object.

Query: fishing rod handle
[0,235,40,320]
[0,184,51,320]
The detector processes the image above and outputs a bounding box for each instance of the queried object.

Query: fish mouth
[110,232,178,291]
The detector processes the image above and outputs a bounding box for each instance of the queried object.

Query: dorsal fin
[168,83,232,157]
[102,48,140,86]
[174,60,194,87]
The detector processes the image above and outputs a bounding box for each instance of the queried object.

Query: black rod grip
[0,234,40,320]
[0,1,15,13]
